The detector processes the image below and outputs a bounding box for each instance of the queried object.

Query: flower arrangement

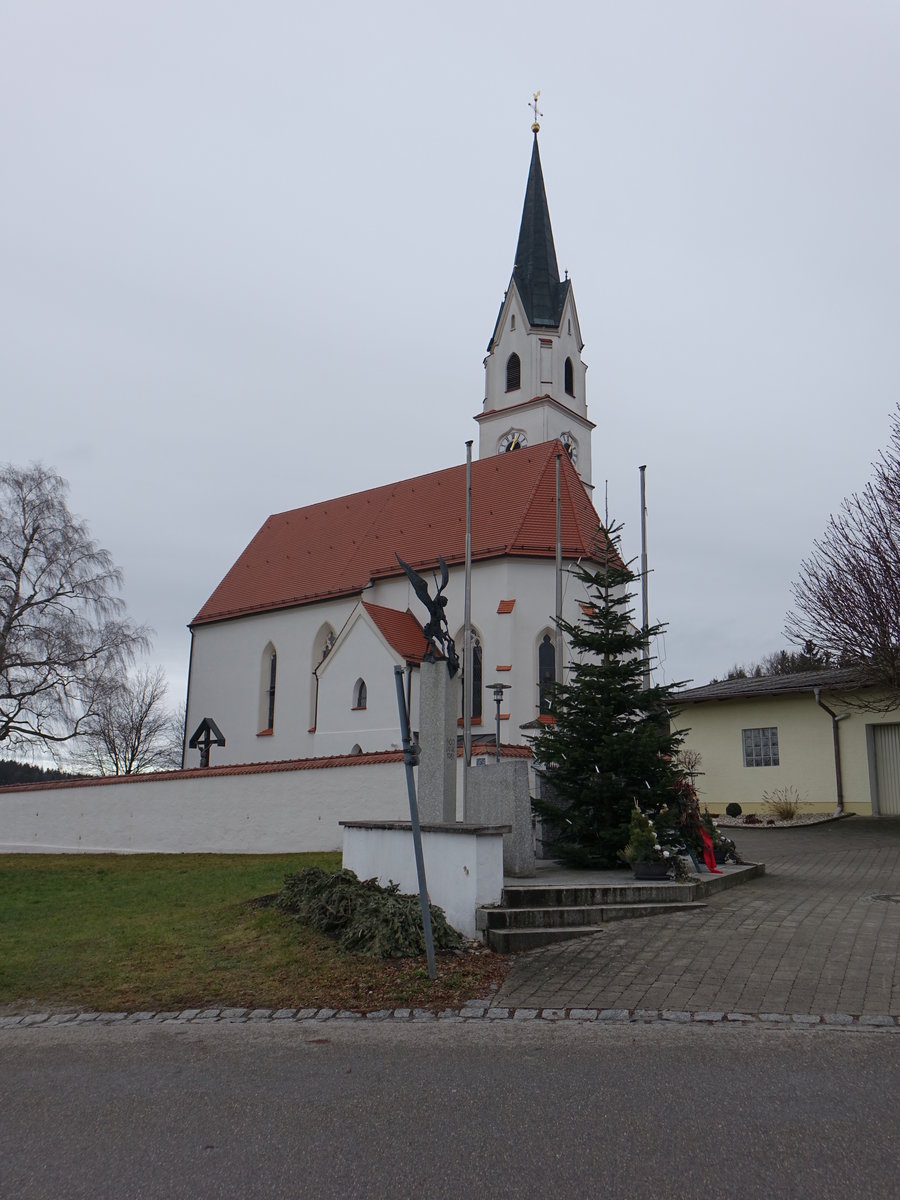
[618,805,676,866]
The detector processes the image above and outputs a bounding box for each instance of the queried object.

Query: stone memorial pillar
[416,659,458,823]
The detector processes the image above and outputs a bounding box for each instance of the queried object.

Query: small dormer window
[511,314,516,331]
[564,357,574,397]
[506,353,521,392]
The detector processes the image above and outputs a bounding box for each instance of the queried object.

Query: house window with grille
[742,727,779,767]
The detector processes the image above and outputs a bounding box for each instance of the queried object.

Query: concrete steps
[477,863,765,953]
[478,901,707,953]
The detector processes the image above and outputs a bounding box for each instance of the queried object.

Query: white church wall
[0,760,410,854]
[185,599,356,768]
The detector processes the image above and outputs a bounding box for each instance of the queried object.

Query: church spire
[478,115,593,493]
[512,132,569,328]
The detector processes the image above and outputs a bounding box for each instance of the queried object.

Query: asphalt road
[2,1020,897,1200]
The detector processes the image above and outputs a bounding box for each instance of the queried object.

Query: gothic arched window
[457,631,484,722]
[506,353,521,392]
[564,357,574,397]
[259,644,277,732]
[353,679,367,710]
[309,623,336,731]
[471,637,483,721]
[538,633,556,716]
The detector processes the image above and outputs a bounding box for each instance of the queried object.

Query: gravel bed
[714,812,844,829]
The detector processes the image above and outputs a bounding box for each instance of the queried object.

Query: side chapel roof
[192,441,612,626]
[360,602,428,665]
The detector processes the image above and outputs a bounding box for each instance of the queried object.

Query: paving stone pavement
[492,817,900,1018]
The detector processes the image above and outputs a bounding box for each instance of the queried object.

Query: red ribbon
[699,826,723,874]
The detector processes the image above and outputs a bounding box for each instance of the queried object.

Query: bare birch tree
[786,406,900,705]
[0,463,148,751]
[76,666,183,775]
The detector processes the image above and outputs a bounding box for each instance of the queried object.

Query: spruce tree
[531,523,693,868]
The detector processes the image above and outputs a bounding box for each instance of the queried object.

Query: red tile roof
[193,441,612,625]
[496,599,516,614]
[361,602,428,664]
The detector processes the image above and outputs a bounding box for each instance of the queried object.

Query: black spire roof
[512,133,569,328]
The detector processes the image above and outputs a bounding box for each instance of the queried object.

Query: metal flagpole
[462,441,473,818]
[639,465,650,690]
[393,665,436,979]
[555,453,563,685]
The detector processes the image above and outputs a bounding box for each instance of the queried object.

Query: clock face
[560,432,578,464]
[499,430,527,453]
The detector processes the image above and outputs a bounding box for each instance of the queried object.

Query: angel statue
[395,553,460,677]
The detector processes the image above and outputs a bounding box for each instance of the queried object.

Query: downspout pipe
[814,688,849,815]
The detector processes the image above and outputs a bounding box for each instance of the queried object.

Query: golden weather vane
[530,90,542,132]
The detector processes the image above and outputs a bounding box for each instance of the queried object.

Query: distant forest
[0,760,81,786]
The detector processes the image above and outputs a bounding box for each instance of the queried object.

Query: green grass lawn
[0,854,508,1013]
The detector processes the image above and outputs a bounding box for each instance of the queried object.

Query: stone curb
[1,1006,896,1031]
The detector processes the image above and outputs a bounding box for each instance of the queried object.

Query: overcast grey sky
[3,0,899,709]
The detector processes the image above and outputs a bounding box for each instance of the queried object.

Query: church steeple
[477,121,595,492]
[512,134,570,329]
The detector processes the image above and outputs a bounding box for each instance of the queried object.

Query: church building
[183,128,613,769]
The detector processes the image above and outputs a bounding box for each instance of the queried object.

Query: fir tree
[531,523,694,868]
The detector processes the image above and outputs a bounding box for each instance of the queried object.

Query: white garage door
[873,724,900,816]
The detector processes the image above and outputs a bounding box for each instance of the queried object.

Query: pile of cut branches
[275,867,463,959]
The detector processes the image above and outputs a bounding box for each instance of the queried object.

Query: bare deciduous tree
[0,463,148,751]
[76,667,183,775]
[786,406,900,706]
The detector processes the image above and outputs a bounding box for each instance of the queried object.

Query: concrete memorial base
[340,820,510,939]
[466,759,535,876]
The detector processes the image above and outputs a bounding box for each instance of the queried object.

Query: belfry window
[564,357,574,397]
[506,353,521,392]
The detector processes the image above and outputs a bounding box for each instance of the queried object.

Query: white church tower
[476,123,594,492]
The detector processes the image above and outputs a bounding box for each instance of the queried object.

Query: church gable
[313,600,424,756]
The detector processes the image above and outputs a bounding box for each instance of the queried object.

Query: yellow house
[674,669,900,817]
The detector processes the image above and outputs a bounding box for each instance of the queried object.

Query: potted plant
[618,806,675,879]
